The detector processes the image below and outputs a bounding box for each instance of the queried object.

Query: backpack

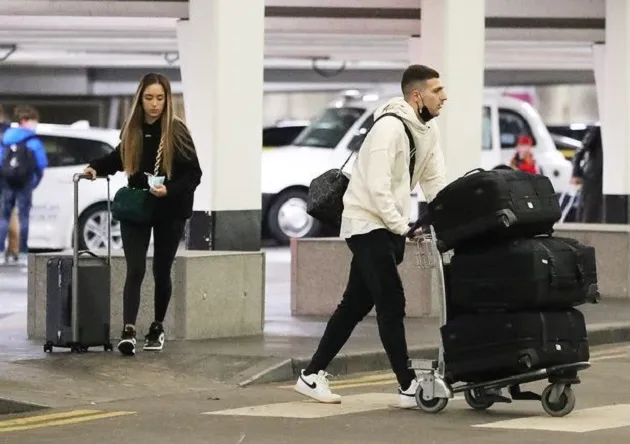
[1,135,37,189]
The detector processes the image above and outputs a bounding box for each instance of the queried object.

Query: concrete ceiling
[0,0,606,87]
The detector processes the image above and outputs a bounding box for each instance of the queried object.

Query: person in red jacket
[510,134,538,174]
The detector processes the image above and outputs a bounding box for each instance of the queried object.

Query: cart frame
[407,225,593,417]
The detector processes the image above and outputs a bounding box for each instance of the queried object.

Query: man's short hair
[401,64,440,97]
[14,105,40,123]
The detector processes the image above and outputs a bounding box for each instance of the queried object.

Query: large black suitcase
[449,236,599,312]
[440,309,590,383]
[427,168,561,251]
[44,174,113,353]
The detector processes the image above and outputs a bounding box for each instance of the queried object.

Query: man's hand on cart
[406,225,425,240]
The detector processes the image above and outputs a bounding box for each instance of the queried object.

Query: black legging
[120,218,185,325]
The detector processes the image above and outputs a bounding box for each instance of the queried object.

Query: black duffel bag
[421,167,562,251]
[449,235,600,312]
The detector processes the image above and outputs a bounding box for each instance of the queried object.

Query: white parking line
[203,393,398,418]
[472,404,630,433]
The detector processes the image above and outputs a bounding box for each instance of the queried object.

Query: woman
[85,73,202,356]
[509,134,538,174]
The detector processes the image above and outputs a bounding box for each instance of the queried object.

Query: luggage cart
[558,185,581,223]
[407,226,592,417]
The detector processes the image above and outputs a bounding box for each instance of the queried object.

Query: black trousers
[579,181,603,223]
[306,228,416,389]
[120,218,185,326]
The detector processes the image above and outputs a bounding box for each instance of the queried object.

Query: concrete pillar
[594,0,630,223]
[176,0,265,250]
[409,0,485,183]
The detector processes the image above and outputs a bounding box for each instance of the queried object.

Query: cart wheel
[415,388,449,413]
[43,342,53,353]
[464,389,495,411]
[541,384,575,417]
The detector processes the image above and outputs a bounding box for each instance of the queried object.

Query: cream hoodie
[340,97,447,237]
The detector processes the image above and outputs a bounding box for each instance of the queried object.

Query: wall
[0,84,602,129]
[534,84,599,125]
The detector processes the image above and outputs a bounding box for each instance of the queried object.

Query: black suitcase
[449,236,599,312]
[44,174,113,353]
[440,309,590,383]
[427,168,561,251]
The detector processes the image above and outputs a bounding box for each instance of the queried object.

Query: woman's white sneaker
[294,370,341,404]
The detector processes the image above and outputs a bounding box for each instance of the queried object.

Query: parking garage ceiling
[0,0,606,92]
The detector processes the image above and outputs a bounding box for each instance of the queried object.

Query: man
[570,124,603,223]
[0,104,20,263]
[294,65,448,407]
[0,105,48,265]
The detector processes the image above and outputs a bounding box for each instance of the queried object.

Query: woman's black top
[88,118,202,221]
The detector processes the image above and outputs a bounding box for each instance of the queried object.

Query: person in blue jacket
[0,105,48,265]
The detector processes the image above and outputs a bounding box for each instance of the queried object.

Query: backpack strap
[2,134,38,150]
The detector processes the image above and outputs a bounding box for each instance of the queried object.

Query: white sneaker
[396,378,420,409]
[294,370,341,404]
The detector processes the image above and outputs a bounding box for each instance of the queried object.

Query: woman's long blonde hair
[119,72,194,179]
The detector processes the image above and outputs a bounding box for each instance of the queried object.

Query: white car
[261,91,573,244]
[22,122,126,251]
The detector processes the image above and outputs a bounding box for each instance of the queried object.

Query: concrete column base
[27,249,265,341]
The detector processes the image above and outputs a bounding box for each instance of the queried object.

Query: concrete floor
[1,343,629,444]
[3,247,630,443]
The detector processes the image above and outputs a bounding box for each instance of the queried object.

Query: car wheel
[78,203,123,251]
[267,189,322,245]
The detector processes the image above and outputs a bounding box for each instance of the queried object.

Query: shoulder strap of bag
[370,113,416,184]
[339,112,415,174]
[154,136,164,176]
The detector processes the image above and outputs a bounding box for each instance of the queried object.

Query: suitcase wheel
[104,343,114,352]
[70,345,89,353]
[541,384,576,417]
[43,342,53,353]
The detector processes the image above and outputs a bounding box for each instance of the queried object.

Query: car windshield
[292,106,365,148]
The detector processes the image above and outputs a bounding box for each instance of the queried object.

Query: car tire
[77,203,123,251]
[266,189,322,245]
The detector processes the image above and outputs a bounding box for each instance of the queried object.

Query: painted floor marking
[0,409,136,433]
[203,393,399,418]
[471,404,630,433]
[204,392,465,419]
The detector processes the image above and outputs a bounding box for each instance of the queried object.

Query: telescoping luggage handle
[72,173,111,265]
[71,173,111,344]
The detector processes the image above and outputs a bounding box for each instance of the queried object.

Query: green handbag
[111,186,156,224]
[111,137,162,224]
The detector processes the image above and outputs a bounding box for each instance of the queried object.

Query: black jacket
[572,125,602,186]
[89,118,202,221]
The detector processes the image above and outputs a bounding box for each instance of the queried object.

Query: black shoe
[144,322,165,351]
[117,326,137,356]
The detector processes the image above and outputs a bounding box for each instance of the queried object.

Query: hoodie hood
[373,97,429,135]
[2,126,36,146]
